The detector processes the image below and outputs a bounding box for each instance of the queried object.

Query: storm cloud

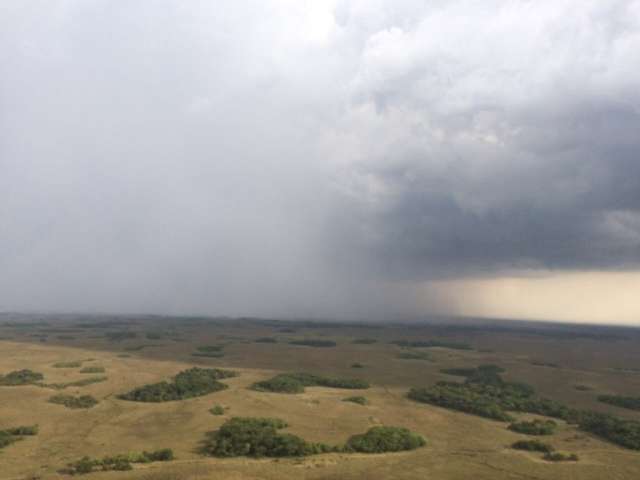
[2,1,640,318]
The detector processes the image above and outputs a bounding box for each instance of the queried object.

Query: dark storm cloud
[1,1,640,316]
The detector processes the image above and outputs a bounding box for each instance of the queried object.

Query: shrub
[0,425,38,450]
[251,373,369,394]
[118,367,237,402]
[543,452,579,462]
[289,339,337,348]
[196,345,224,352]
[201,417,332,458]
[511,440,554,453]
[598,395,640,411]
[574,385,593,391]
[53,361,83,368]
[80,366,106,374]
[38,376,107,390]
[343,396,369,405]
[351,363,365,369]
[210,405,226,415]
[67,449,174,475]
[351,338,377,344]
[509,419,557,435]
[345,426,425,453]
[0,369,44,386]
[49,394,99,409]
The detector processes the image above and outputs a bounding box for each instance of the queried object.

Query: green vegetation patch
[0,425,38,450]
[351,362,365,369]
[343,396,369,405]
[351,338,377,344]
[118,367,237,402]
[397,351,431,361]
[53,361,83,368]
[409,367,640,451]
[0,369,44,386]
[40,376,107,390]
[80,366,106,374]
[49,394,99,409]
[251,372,369,394]
[209,405,226,416]
[201,417,333,457]
[391,340,472,350]
[289,339,337,348]
[66,449,174,475]
[512,440,554,453]
[598,395,640,411]
[509,419,557,435]
[543,452,579,462]
[345,426,426,453]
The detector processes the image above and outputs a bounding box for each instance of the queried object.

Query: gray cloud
[1,1,640,317]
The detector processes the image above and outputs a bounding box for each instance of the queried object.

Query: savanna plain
[2,313,640,480]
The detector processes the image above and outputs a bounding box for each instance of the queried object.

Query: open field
[2,314,640,479]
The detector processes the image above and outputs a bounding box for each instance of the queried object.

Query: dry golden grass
[1,319,640,479]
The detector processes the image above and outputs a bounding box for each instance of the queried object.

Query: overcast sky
[2,1,640,323]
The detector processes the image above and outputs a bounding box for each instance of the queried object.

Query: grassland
[1,314,640,479]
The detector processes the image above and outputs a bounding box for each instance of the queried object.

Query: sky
[2,0,640,324]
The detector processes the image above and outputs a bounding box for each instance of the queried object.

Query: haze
[2,1,640,324]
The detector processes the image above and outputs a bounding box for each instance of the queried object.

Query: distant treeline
[391,340,472,350]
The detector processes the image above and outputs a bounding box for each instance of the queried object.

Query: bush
[0,425,39,450]
[511,440,554,453]
[351,363,365,369]
[251,372,369,394]
[598,395,640,411]
[289,339,337,348]
[579,411,640,450]
[80,366,106,374]
[210,405,226,415]
[543,452,579,462]
[49,394,99,409]
[351,338,377,344]
[201,417,332,458]
[509,419,557,435]
[118,367,237,402]
[41,376,107,389]
[67,449,174,475]
[2,425,38,436]
[343,396,369,405]
[53,361,82,368]
[196,345,224,352]
[0,369,44,386]
[345,426,426,453]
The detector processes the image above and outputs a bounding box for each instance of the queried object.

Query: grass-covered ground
[1,314,640,479]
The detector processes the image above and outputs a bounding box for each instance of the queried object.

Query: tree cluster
[201,417,333,457]
[0,369,44,386]
[0,425,38,450]
[49,394,99,409]
[251,372,369,394]
[67,449,174,475]
[508,419,557,435]
[345,426,426,453]
[118,367,237,402]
